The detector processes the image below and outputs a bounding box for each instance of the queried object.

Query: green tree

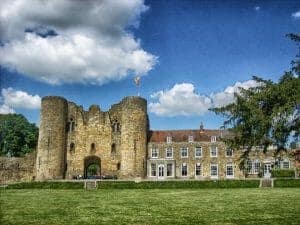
[211,34,300,165]
[0,114,39,157]
[286,33,300,75]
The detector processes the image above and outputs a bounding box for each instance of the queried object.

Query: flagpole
[134,75,141,97]
[138,82,140,97]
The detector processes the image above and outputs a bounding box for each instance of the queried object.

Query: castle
[35,96,294,181]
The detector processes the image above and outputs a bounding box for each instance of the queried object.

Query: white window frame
[211,136,217,143]
[150,163,156,177]
[225,148,233,157]
[195,163,201,176]
[226,163,234,179]
[151,148,159,158]
[275,158,290,169]
[253,160,260,174]
[167,163,174,177]
[181,163,188,177]
[188,135,194,143]
[282,159,290,169]
[246,160,252,174]
[247,160,260,174]
[158,164,165,178]
[165,147,173,158]
[210,146,218,157]
[181,147,189,158]
[210,164,218,179]
[166,136,172,144]
[195,147,202,158]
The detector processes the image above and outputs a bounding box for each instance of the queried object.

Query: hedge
[4,180,260,189]
[274,179,300,188]
[6,181,83,189]
[97,180,260,189]
[271,169,295,178]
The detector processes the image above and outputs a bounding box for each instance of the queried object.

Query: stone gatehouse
[33,95,295,181]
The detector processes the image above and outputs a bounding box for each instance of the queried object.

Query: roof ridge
[150,129,223,132]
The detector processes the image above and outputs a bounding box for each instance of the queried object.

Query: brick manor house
[35,96,294,181]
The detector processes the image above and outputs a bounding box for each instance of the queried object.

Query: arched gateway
[84,156,101,178]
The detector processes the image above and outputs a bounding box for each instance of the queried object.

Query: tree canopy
[0,114,39,157]
[211,34,300,161]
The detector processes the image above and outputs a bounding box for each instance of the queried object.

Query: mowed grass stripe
[1,188,299,225]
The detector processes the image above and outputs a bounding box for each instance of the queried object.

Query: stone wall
[0,151,36,184]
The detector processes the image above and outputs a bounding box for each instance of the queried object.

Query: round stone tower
[120,96,148,178]
[36,96,68,180]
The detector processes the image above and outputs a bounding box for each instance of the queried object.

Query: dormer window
[166,136,172,144]
[211,136,216,143]
[188,135,194,143]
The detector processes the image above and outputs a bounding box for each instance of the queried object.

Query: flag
[134,76,141,86]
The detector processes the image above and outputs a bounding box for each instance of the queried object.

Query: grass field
[1,188,300,225]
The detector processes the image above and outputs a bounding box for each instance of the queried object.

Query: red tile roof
[148,129,227,142]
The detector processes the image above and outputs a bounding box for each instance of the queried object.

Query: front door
[264,163,271,178]
[158,165,164,178]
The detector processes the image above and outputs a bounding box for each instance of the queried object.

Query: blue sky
[0,0,299,130]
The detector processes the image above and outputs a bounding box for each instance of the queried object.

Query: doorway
[84,156,101,178]
[264,163,272,178]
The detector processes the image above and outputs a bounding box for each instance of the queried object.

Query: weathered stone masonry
[0,151,36,184]
[36,96,148,180]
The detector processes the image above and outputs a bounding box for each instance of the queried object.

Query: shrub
[5,180,261,189]
[274,179,300,187]
[271,169,295,178]
[97,180,260,189]
[6,181,83,189]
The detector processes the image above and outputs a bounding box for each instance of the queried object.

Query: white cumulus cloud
[291,11,300,19]
[210,80,260,108]
[0,0,157,85]
[149,80,260,117]
[149,83,212,116]
[1,88,41,111]
[0,104,15,114]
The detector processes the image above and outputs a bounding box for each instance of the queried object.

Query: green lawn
[1,188,300,225]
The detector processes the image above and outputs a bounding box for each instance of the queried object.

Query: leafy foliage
[211,34,300,166]
[211,74,299,153]
[97,180,260,189]
[286,33,300,75]
[271,169,295,178]
[274,178,300,187]
[0,114,39,157]
[6,181,83,189]
[86,164,99,176]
